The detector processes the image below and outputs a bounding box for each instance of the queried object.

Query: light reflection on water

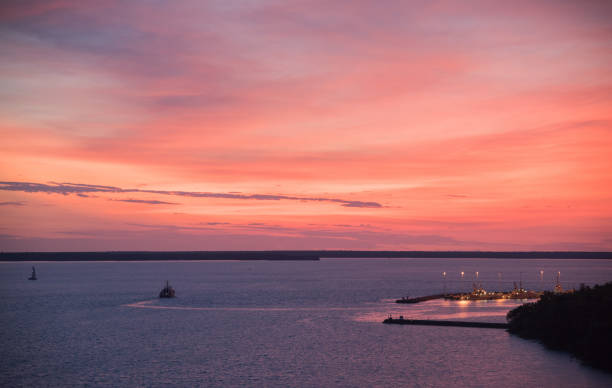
[127,297,526,323]
[125,299,371,312]
[354,298,526,323]
[1,258,611,387]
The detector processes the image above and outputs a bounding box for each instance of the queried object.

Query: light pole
[442,271,447,295]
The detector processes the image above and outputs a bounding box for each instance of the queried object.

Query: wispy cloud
[0,181,382,208]
[111,198,179,205]
[0,201,25,206]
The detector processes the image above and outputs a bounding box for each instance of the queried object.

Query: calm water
[1,258,611,387]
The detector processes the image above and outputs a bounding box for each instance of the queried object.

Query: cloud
[0,181,383,208]
[111,198,179,205]
[340,201,382,208]
[0,201,25,206]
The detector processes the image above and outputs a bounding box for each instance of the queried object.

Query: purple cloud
[111,198,179,205]
[0,201,25,206]
[0,181,382,208]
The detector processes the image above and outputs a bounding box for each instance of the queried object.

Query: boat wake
[123,299,372,312]
[124,298,524,325]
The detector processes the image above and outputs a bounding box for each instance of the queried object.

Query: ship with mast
[159,280,175,298]
[28,266,37,280]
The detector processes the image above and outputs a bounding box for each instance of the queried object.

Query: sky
[1,0,611,251]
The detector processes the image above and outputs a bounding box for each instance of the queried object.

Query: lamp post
[442,271,447,295]
[540,270,544,291]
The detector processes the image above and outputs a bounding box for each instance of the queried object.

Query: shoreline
[1,250,611,261]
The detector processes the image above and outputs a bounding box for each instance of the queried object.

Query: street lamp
[442,271,447,295]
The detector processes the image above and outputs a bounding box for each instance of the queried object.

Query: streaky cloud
[0,181,382,208]
[0,201,25,206]
[341,201,383,208]
[111,198,179,205]
[0,181,127,195]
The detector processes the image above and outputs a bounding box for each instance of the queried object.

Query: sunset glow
[1,1,611,251]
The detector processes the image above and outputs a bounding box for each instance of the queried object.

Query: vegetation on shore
[507,282,612,372]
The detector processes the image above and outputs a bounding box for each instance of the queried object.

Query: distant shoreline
[0,250,610,261]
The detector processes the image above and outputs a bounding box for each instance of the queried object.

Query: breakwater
[397,290,543,304]
[396,294,446,303]
[383,317,508,329]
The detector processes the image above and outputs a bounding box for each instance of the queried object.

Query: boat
[159,280,175,298]
[28,266,37,280]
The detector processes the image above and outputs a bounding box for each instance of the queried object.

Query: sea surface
[1,258,612,387]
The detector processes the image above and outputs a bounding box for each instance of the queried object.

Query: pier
[383,317,508,329]
[396,294,446,303]
[396,292,542,304]
[397,283,544,304]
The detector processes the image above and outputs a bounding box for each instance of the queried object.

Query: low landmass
[0,250,610,261]
[0,251,320,261]
[506,282,612,373]
[316,251,612,259]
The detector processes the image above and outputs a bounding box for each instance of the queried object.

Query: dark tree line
[507,282,612,372]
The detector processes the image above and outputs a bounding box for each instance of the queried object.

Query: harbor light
[442,272,447,295]
[461,271,464,278]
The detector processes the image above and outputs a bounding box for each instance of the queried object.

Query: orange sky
[1,0,611,251]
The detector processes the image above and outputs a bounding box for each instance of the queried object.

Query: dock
[383,317,508,329]
[397,283,544,304]
[396,294,446,303]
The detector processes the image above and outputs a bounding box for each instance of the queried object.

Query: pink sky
[1,0,611,251]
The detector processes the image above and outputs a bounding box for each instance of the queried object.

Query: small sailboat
[28,266,37,280]
[159,280,175,298]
